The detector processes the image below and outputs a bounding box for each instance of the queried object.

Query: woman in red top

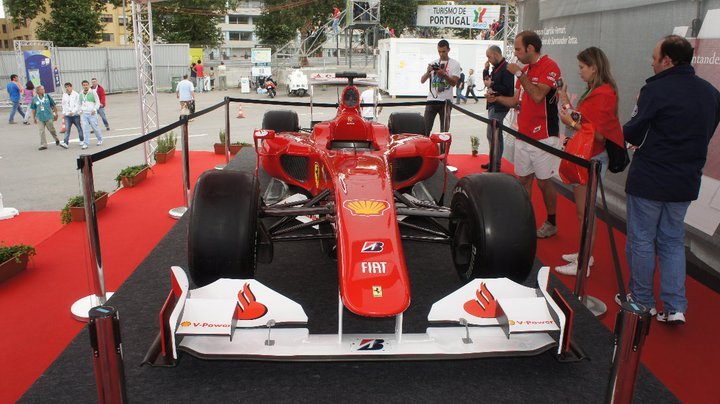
[555,46,624,276]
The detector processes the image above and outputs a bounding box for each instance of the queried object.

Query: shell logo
[344,200,390,216]
[509,320,515,326]
[180,321,191,327]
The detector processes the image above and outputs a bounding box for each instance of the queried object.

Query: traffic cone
[60,116,66,133]
[237,104,245,119]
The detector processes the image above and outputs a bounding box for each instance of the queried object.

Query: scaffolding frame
[132,0,161,166]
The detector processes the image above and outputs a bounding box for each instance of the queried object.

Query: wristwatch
[514,70,523,78]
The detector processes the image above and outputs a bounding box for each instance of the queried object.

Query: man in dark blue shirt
[6,74,25,124]
[622,35,720,325]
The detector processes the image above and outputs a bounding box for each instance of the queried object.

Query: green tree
[255,0,344,49]
[37,0,104,46]
[151,0,236,48]
[379,0,417,36]
[5,0,122,47]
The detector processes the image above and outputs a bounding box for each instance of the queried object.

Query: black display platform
[21,149,677,403]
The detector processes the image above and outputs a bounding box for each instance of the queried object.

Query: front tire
[188,170,260,286]
[449,173,536,283]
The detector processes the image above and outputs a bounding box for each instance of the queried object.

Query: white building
[215,0,263,60]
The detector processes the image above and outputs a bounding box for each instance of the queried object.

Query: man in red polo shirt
[487,30,561,238]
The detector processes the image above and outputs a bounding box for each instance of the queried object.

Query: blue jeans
[455,88,467,103]
[626,194,690,313]
[97,107,109,129]
[9,100,25,123]
[64,115,83,144]
[81,113,103,145]
[486,108,508,169]
[196,77,204,93]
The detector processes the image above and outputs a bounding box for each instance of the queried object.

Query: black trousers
[424,101,451,134]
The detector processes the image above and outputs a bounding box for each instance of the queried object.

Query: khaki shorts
[514,136,561,180]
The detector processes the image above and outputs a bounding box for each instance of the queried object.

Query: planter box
[0,253,30,283]
[120,166,150,188]
[214,143,244,155]
[155,147,176,164]
[69,192,109,222]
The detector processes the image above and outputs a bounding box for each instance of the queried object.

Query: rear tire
[449,173,536,283]
[188,170,260,286]
[297,88,307,97]
[388,112,427,136]
[262,110,300,133]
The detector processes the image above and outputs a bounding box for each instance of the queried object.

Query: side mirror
[430,132,452,145]
[253,129,276,141]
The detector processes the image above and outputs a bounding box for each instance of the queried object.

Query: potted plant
[61,191,109,224]
[0,244,36,283]
[214,129,227,155]
[115,164,150,188]
[470,136,480,157]
[229,141,253,154]
[154,131,177,164]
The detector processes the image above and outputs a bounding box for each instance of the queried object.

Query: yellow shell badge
[343,200,390,216]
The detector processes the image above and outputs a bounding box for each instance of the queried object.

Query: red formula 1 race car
[148,73,570,364]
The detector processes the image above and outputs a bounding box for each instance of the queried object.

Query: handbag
[605,139,630,173]
[559,122,595,185]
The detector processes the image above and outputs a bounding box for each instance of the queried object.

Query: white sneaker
[81,144,88,150]
[555,262,590,277]
[560,253,594,266]
[536,221,558,238]
[562,252,578,262]
[97,140,103,146]
[656,311,685,325]
[59,142,69,149]
[613,293,658,316]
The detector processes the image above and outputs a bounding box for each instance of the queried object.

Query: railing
[76,95,649,403]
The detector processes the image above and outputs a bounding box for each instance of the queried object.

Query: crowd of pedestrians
[422,32,719,326]
[6,76,110,150]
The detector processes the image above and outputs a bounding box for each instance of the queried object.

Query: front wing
[145,267,567,364]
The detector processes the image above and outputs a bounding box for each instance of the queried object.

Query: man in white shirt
[217,62,227,91]
[176,74,195,116]
[360,87,382,121]
[420,39,461,134]
[79,79,103,149]
[60,82,82,148]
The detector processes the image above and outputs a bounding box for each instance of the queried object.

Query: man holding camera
[482,45,515,171]
[421,39,461,134]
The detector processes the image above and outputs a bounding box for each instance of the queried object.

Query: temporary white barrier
[377,38,503,97]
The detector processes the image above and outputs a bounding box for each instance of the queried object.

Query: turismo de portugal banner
[416,5,502,29]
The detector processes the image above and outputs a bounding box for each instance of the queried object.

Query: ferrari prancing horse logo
[343,200,390,216]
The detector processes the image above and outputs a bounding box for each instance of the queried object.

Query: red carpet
[0,151,226,403]
[1,152,717,402]
[449,154,720,403]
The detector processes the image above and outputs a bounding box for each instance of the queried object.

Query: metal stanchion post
[215,98,230,170]
[574,159,606,316]
[606,301,652,403]
[169,117,190,219]
[489,119,500,172]
[71,156,114,321]
[89,306,127,404]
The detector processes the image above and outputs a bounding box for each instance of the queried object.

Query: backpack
[605,139,630,173]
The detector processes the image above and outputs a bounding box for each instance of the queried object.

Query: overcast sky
[0,1,5,19]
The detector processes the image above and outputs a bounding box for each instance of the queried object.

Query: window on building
[2,40,7,49]
[118,16,128,26]
[229,31,253,41]
[228,15,251,24]
[2,24,6,34]
[102,33,114,42]
[101,14,113,23]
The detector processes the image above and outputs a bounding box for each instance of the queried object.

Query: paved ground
[0,87,494,212]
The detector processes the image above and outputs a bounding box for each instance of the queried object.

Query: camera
[431,62,443,71]
[570,110,581,122]
[556,78,564,89]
